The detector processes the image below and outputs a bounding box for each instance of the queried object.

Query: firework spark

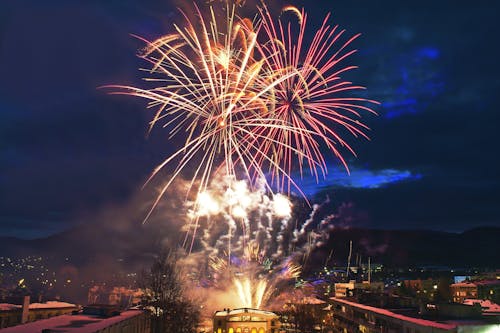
[103,1,379,313]
[185,175,294,308]
[253,4,379,193]
[106,3,377,220]
[181,176,352,310]
[106,4,300,221]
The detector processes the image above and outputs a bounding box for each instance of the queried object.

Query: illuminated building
[403,279,437,293]
[450,280,500,304]
[213,308,280,333]
[329,297,500,333]
[334,281,384,298]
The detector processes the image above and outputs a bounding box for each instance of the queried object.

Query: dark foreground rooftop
[0,309,145,333]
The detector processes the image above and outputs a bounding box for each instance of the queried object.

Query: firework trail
[105,1,378,311]
[253,4,379,193]
[106,3,304,221]
[105,2,377,220]
[181,176,338,309]
[182,175,294,308]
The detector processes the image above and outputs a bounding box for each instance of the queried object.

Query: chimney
[21,295,30,324]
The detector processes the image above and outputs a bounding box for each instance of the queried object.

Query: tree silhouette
[140,251,200,333]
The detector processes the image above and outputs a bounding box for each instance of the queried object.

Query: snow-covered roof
[214,308,277,317]
[0,303,19,311]
[28,301,76,309]
[451,280,500,288]
[330,297,456,330]
[0,310,144,333]
[463,299,500,313]
[0,301,76,312]
[474,280,500,286]
[289,297,326,305]
[451,282,477,287]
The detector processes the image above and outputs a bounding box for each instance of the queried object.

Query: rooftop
[0,309,144,333]
[214,308,277,317]
[0,301,76,312]
[283,296,327,305]
[451,280,500,287]
[331,297,478,330]
[463,299,500,314]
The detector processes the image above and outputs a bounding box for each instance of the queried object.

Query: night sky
[1,0,499,239]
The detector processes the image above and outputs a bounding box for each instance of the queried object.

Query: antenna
[346,240,352,278]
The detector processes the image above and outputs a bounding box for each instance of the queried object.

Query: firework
[106,3,377,219]
[253,4,379,193]
[185,175,293,308]
[104,2,379,311]
[182,176,351,309]
[189,174,292,259]
[106,4,300,221]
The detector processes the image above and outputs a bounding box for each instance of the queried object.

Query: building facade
[213,308,280,333]
[329,297,500,333]
[334,281,384,298]
[450,280,500,304]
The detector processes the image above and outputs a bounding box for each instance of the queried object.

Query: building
[334,281,384,298]
[0,297,77,329]
[0,309,150,333]
[403,279,437,293]
[280,295,329,333]
[451,283,477,303]
[450,280,500,303]
[463,299,500,317]
[213,308,280,333]
[87,285,143,308]
[329,297,500,333]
